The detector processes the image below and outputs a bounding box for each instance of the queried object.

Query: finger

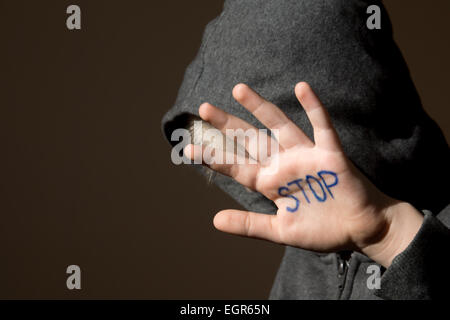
[184,144,260,190]
[233,83,314,149]
[199,102,258,133]
[213,209,282,244]
[295,82,342,151]
[199,102,280,159]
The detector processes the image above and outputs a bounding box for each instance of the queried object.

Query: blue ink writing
[279,170,339,212]
[278,186,299,213]
[287,179,310,203]
[306,175,327,202]
[318,170,339,199]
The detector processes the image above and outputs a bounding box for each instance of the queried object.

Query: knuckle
[244,214,253,237]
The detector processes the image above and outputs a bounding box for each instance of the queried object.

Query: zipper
[336,251,351,299]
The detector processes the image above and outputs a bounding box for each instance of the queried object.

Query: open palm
[185,82,392,254]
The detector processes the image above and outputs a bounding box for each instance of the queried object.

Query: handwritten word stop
[278,171,339,212]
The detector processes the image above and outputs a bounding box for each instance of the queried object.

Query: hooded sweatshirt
[161,0,450,299]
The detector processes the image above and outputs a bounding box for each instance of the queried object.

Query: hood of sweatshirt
[161,0,449,215]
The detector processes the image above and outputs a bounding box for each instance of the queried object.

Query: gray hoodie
[161,0,450,299]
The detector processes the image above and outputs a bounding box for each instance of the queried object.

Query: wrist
[360,201,424,268]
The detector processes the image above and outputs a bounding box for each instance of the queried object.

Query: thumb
[213,209,282,244]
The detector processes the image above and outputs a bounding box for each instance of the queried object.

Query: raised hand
[184,82,423,267]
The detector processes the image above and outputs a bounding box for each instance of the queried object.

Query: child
[161,0,449,299]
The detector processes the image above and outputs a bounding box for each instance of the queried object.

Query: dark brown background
[0,1,448,299]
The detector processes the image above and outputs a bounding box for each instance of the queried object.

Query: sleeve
[375,205,450,300]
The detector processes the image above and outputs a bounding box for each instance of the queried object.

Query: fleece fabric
[161,0,450,299]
